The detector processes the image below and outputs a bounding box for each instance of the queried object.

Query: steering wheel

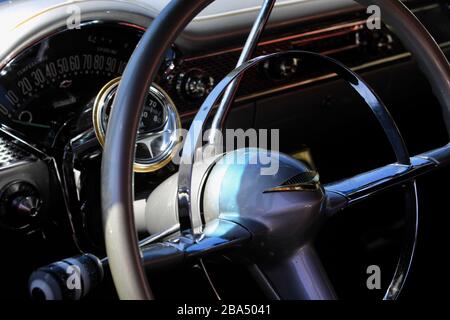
[101,0,450,300]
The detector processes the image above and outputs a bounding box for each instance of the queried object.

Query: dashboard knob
[359,29,394,55]
[12,195,41,217]
[0,181,42,229]
[176,68,214,101]
[263,56,299,81]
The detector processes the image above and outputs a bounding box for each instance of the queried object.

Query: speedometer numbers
[93,77,181,173]
[140,95,168,133]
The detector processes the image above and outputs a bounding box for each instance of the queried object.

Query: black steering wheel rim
[102,0,450,300]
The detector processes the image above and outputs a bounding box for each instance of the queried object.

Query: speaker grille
[0,136,33,168]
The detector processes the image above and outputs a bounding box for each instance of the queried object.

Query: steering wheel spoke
[249,245,337,300]
[323,156,437,215]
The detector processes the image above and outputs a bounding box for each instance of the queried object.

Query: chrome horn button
[203,148,325,259]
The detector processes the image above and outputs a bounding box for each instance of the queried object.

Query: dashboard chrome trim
[183,3,438,62]
[180,41,450,119]
[183,19,369,62]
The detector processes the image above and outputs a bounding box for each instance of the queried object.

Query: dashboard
[0,2,424,150]
[0,0,449,255]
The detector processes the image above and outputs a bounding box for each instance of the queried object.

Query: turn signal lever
[28,254,104,300]
[27,226,180,300]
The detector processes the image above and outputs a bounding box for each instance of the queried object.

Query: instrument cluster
[0,22,181,171]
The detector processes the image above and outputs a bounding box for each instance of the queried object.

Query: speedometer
[93,77,181,173]
[0,22,144,147]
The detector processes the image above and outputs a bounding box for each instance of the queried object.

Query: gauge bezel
[93,77,181,173]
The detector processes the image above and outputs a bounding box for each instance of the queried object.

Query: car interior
[0,0,449,301]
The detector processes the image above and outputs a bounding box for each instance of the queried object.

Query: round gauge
[93,77,181,173]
